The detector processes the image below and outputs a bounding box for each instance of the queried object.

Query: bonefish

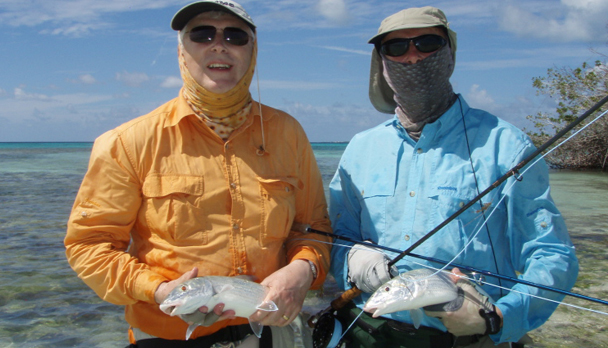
[363,268,459,328]
[160,276,278,340]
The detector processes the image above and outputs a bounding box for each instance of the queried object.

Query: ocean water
[0,142,606,348]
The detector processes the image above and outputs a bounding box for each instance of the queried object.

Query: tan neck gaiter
[179,41,257,139]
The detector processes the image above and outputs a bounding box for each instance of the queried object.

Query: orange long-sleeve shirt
[64,93,332,340]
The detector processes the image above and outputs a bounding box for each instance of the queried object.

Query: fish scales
[363,268,459,328]
[159,276,278,340]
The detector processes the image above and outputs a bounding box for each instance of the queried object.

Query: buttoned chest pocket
[358,179,396,239]
[258,177,299,243]
[142,174,206,244]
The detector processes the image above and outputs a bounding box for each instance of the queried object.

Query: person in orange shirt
[64,1,332,347]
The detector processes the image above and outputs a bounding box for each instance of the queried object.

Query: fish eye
[384,286,390,292]
[180,285,187,291]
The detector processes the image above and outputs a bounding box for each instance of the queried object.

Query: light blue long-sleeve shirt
[329,95,578,344]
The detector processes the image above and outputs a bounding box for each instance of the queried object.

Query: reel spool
[312,311,344,348]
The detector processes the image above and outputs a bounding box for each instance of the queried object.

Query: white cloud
[318,45,371,56]
[0,87,115,124]
[496,1,608,42]
[14,88,51,101]
[116,71,150,87]
[0,0,180,35]
[283,101,388,141]
[75,74,97,85]
[160,76,183,88]
[316,0,350,24]
[466,84,495,110]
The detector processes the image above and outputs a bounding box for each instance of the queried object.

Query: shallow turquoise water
[0,142,606,347]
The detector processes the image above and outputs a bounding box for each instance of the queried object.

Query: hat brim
[171,2,256,31]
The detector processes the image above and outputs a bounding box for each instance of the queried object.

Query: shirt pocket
[257,176,300,243]
[358,174,396,240]
[141,173,206,244]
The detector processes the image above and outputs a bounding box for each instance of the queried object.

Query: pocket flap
[258,176,303,191]
[142,174,204,198]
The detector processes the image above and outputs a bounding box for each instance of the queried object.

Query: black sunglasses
[189,25,250,46]
[378,34,447,57]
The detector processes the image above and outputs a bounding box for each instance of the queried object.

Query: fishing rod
[302,94,608,329]
[388,93,608,268]
[293,223,608,307]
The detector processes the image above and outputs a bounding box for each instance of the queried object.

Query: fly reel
[312,311,344,348]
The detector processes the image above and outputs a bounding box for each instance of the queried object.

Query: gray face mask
[382,45,457,140]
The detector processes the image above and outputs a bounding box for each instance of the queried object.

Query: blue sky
[0,0,607,142]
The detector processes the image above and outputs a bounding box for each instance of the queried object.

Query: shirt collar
[165,90,198,128]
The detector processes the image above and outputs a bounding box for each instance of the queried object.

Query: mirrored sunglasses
[379,34,447,57]
[189,25,250,46]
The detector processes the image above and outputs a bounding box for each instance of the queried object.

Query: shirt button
[237,267,243,274]
[540,222,548,228]
[459,202,465,208]
[417,148,423,154]
[409,191,416,197]
[404,235,410,241]
[230,183,237,189]
[232,224,239,230]
[285,186,290,192]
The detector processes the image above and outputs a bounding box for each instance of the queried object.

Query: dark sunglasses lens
[380,35,446,57]
[415,35,446,53]
[189,26,216,43]
[224,27,249,46]
[381,40,409,57]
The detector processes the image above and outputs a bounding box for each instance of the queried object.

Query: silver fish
[363,268,459,328]
[159,276,278,340]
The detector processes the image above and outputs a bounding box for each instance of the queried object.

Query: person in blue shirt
[328,6,578,348]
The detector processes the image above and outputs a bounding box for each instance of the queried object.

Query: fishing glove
[347,241,398,293]
[424,278,500,337]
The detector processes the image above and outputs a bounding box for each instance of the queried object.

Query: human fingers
[155,267,199,304]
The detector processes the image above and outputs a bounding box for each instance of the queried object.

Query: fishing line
[413,262,608,317]
[419,107,608,291]
[386,95,608,270]
[292,238,608,309]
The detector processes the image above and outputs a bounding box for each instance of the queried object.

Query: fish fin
[256,300,278,312]
[216,284,235,294]
[410,309,423,329]
[234,275,256,282]
[249,320,264,338]
[186,323,200,340]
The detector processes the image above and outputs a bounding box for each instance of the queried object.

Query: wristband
[479,305,502,335]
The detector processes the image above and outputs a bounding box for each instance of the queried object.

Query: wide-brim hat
[171,0,256,31]
[368,6,457,114]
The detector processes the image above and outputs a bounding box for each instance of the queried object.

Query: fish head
[363,277,416,318]
[159,277,214,316]
[362,269,458,318]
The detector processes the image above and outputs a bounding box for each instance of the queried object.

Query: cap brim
[171,2,256,31]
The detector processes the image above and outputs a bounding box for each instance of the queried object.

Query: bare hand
[155,267,236,324]
[249,260,313,326]
[155,267,199,304]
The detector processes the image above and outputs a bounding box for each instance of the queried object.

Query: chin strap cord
[255,65,266,156]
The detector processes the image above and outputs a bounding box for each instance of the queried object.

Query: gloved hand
[424,277,501,337]
[347,242,397,293]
